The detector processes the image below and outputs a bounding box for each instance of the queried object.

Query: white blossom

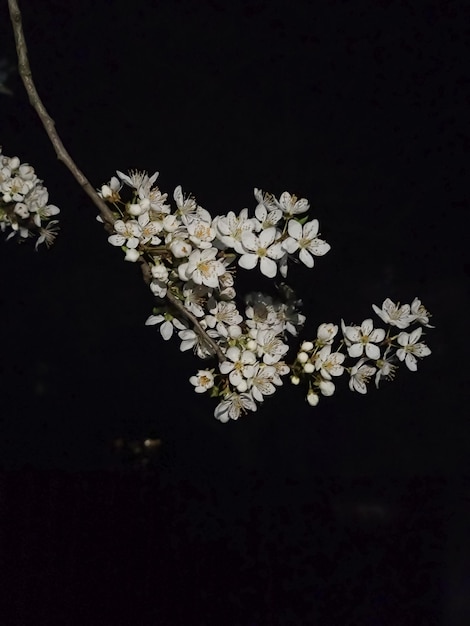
[249,364,277,402]
[396,327,431,371]
[174,185,198,218]
[314,346,345,379]
[253,202,282,231]
[372,298,414,329]
[0,150,60,248]
[139,185,169,214]
[35,220,60,250]
[282,219,330,268]
[169,237,192,258]
[342,318,386,360]
[254,329,289,364]
[219,347,257,387]
[137,212,162,245]
[145,314,186,340]
[189,369,215,393]
[214,392,257,422]
[205,301,243,338]
[316,323,338,346]
[214,208,253,253]
[253,188,280,212]
[99,176,121,202]
[182,283,210,318]
[276,191,310,219]
[349,360,377,394]
[117,169,159,192]
[184,247,226,288]
[410,298,434,328]
[239,227,284,278]
[178,328,218,358]
[375,350,398,388]
[108,219,141,249]
[94,168,434,418]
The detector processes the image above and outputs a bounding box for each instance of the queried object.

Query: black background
[0,0,468,624]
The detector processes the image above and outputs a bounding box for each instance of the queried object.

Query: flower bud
[170,238,192,258]
[163,214,179,232]
[101,184,112,198]
[297,351,309,364]
[128,203,144,216]
[228,325,242,338]
[220,287,236,301]
[124,248,140,262]
[307,391,319,406]
[14,203,29,219]
[151,263,169,281]
[317,323,338,344]
[319,380,335,396]
[301,341,314,352]
[303,362,315,374]
[290,375,300,386]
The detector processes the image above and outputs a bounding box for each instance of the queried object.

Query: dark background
[0,0,468,624]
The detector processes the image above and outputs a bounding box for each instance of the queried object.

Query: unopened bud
[297,351,309,364]
[124,248,140,262]
[319,380,335,396]
[128,203,144,216]
[246,339,257,351]
[307,391,319,406]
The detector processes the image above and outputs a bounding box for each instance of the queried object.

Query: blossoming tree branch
[4,0,432,422]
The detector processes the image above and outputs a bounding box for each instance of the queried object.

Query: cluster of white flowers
[290,298,433,407]
[0,147,60,248]
[99,170,433,422]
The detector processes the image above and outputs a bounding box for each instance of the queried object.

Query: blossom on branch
[96,169,434,419]
[0,147,60,248]
[5,0,434,422]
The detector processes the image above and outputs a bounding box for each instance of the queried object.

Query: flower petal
[299,248,314,268]
[260,257,277,278]
[238,253,258,270]
[287,219,302,239]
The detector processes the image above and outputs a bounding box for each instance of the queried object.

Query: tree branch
[7,0,115,229]
[8,0,226,364]
[166,289,226,363]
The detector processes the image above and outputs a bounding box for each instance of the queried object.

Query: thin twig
[165,289,226,362]
[139,259,225,361]
[7,0,116,229]
[8,0,226,363]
